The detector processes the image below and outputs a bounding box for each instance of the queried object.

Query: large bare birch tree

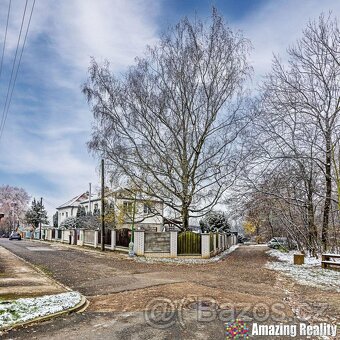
[83,10,251,229]
[246,13,340,251]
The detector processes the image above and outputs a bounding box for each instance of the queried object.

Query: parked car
[238,235,249,243]
[267,237,288,249]
[9,232,21,240]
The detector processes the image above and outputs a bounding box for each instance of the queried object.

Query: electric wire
[0,0,36,142]
[0,0,12,80]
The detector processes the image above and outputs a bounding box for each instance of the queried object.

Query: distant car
[267,237,288,249]
[9,232,21,240]
[238,235,248,243]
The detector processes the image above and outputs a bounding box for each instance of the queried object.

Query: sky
[0,0,339,218]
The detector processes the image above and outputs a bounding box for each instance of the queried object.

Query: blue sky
[0,0,339,218]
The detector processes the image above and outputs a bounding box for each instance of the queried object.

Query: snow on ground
[0,292,82,329]
[134,245,239,264]
[266,249,340,292]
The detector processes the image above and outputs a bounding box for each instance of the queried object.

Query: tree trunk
[182,204,189,231]
[307,196,317,252]
[307,174,317,252]
[322,134,332,251]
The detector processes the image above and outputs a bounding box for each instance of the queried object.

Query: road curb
[0,245,89,335]
[0,294,88,334]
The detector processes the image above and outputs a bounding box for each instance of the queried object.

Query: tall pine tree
[25,199,49,229]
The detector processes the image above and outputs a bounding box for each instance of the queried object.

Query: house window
[94,203,98,210]
[122,201,133,215]
[143,203,154,214]
[66,212,68,218]
[62,212,64,216]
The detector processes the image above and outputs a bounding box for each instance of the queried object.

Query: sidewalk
[0,246,66,300]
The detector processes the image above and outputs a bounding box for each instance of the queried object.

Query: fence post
[170,231,178,257]
[201,233,210,259]
[133,230,144,256]
[61,230,64,243]
[213,233,217,254]
[111,229,116,250]
[78,229,84,246]
[94,230,98,248]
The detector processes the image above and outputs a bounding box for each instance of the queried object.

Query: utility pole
[39,197,43,240]
[101,159,105,251]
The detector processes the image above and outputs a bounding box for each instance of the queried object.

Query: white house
[56,188,164,231]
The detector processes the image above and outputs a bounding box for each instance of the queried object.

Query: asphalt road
[0,239,311,340]
[0,239,186,296]
[0,239,233,339]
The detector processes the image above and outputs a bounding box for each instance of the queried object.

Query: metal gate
[105,229,112,246]
[116,228,130,247]
[97,229,112,245]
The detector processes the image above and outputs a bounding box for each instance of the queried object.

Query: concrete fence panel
[144,232,170,253]
[62,230,70,243]
[84,230,95,245]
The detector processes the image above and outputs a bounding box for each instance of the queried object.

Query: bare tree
[251,13,340,250]
[83,9,252,229]
[0,185,30,233]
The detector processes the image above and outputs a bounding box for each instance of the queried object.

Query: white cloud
[233,0,340,84]
[0,0,339,219]
[0,0,159,217]
[35,0,159,72]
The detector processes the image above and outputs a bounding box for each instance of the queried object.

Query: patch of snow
[267,249,321,267]
[134,245,239,264]
[0,291,82,329]
[266,249,340,292]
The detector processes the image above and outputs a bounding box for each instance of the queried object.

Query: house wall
[116,200,163,231]
[57,195,164,230]
[57,206,77,227]
[79,198,101,214]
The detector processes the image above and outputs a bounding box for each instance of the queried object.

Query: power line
[0,0,36,143]
[0,0,28,138]
[0,0,12,80]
